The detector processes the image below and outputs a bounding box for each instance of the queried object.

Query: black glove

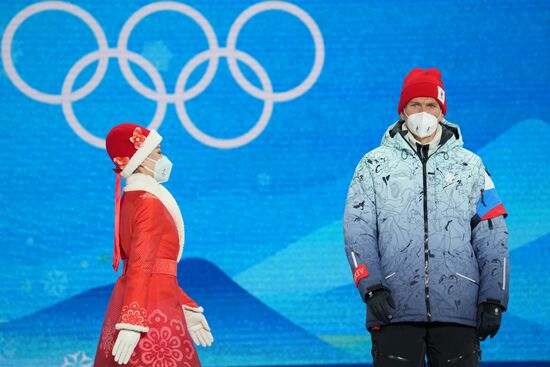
[365,286,396,324]
[477,302,503,341]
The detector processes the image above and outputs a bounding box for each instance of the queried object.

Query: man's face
[402,97,443,121]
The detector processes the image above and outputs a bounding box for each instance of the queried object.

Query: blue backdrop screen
[1,0,549,365]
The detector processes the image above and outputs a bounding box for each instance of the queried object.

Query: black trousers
[370,323,481,367]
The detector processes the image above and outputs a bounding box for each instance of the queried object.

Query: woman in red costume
[94,123,213,366]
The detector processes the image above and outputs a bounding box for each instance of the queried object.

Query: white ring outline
[226,1,324,102]
[62,49,167,149]
[2,1,324,149]
[175,48,273,149]
[1,1,109,104]
[117,1,220,103]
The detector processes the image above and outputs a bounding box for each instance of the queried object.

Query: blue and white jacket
[344,120,509,328]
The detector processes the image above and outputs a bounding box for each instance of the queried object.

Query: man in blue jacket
[344,68,509,366]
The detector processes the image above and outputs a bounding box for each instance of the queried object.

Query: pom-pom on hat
[398,68,447,115]
[105,123,163,271]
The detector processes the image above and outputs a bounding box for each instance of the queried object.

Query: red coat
[95,174,201,366]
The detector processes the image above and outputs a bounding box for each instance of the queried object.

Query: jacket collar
[384,119,463,156]
[123,173,185,262]
[402,121,443,156]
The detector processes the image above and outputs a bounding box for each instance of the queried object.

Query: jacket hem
[366,315,476,329]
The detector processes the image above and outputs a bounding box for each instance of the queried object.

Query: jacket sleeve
[343,157,383,302]
[115,197,164,332]
[471,161,510,310]
[177,285,199,309]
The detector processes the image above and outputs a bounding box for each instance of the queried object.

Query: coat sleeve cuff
[182,304,204,313]
[115,323,150,333]
[177,287,200,308]
[478,297,507,312]
[357,277,385,303]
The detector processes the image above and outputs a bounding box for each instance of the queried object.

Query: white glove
[112,329,140,364]
[183,305,214,347]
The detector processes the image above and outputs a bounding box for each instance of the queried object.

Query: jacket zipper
[421,154,432,321]
[423,145,446,323]
[403,138,446,322]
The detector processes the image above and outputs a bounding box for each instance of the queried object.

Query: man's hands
[112,329,140,364]
[366,286,396,324]
[477,302,503,340]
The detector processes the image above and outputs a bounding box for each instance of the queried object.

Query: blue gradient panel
[0,0,549,365]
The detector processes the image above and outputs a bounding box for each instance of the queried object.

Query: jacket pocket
[382,271,398,294]
[455,272,479,286]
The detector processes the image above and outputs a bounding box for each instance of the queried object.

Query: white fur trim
[121,130,163,178]
[158,185,185,261]
[182,305,204,313]
[124,173,185,261]
[115,323,149,333]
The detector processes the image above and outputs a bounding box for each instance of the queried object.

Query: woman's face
[137,145,163,176]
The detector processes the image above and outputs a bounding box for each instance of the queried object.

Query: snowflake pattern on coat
[129,309,196,367]
[120,302,148,328]
[100,320,116,358]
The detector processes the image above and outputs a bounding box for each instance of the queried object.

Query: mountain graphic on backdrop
[0,258,351,366]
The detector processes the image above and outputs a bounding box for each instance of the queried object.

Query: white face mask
[404,111,440,138]
[143,156,172,183]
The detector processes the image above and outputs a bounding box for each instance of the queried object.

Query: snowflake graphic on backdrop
[20,279,33,293]
[61,351,93,367]
[141,40,173,72]
[42,269,68,296]
[99,252,110,264]
[80,259,89,269]
[257,173,272,187]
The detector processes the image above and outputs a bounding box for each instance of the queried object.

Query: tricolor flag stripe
[481,203,507,221]
[476,174,508,220]
[477,187,502,213]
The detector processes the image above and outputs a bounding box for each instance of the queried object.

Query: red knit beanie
[105,123,163,271]
[398,68,446,115]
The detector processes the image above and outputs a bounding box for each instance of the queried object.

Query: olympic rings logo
[1,1,324,149]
